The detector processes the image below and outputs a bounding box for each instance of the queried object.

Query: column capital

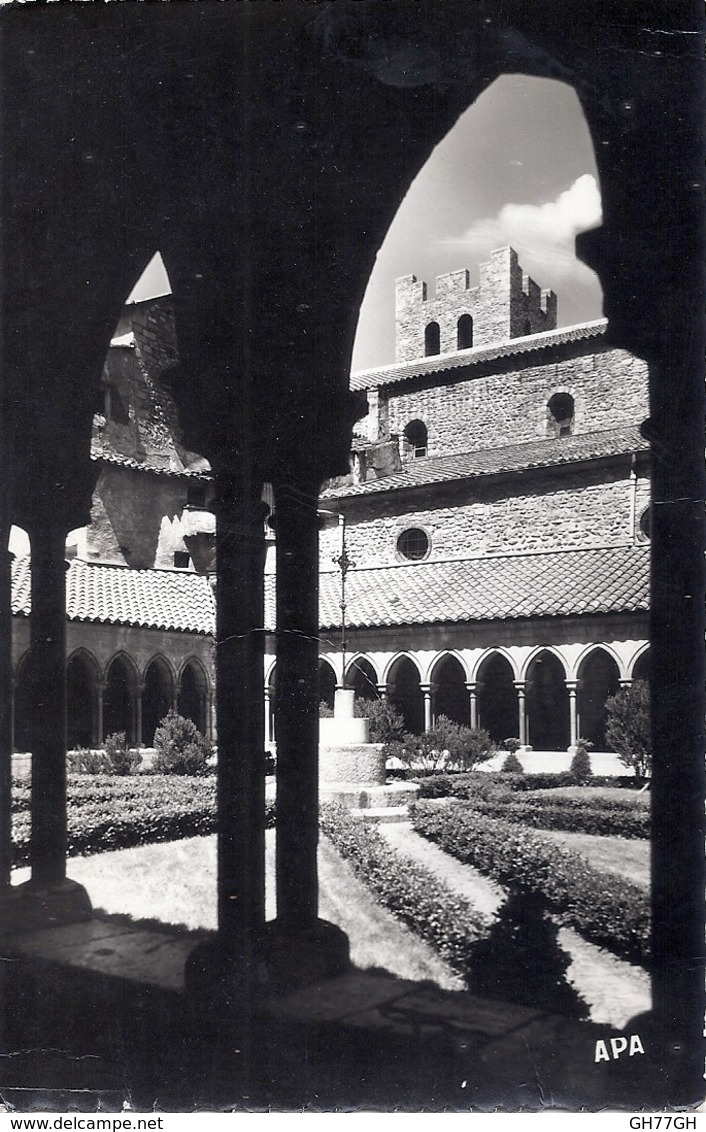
[566,680,578,694]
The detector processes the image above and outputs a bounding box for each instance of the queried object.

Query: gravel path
[379,820,650,1029]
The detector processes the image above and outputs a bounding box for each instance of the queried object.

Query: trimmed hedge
[415,771,639,797]
[410,800,650,965]
[319,802,488,976]
[11,775,277,865]
[473,796,650,839]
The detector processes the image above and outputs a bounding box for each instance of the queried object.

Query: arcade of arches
[13,647,212,753]
[296,640,649,753]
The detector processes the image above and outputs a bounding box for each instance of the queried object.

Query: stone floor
[0,917,692,1112]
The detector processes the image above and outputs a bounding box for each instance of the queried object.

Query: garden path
[379,821,650,1029]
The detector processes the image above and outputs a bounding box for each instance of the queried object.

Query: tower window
[424,322,440,356]
[457,314,474,350]
[639,507,651,540]
[173,551,191,569]
[104,383,130,425]
[403,419,428,459]
[524,318,532,336]
[397,528,430,562]
[547,392,575,438]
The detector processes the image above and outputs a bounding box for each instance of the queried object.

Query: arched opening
[318,658,337,710]
[349,658,380,703]
[388,657,424,734]
[547,392,575,438]
[104,655,138,745]
[67,652,99,749]
[141,658,175,746]
[403,419,428,459]
[477,653,518,743]
[577,649,620,750]
[457,313,474,350]
[432,655,468,726]
[424,321,440,357]
[526,651,569,751]
[632,649,650,684]
[178,660,208,735]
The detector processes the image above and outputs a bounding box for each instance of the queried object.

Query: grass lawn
[12,830,463,993]
[527,786,648,803]
[539,828,649,888]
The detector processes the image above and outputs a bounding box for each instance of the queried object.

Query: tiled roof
[314,545,650,629]
[90,446,212,479]
[350,319,608,391]
[11,544,649,637]
[323,427,647,500]
[12,557,215,635]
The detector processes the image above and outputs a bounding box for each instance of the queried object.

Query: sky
[130,76,602,371]
[130,74,604,372]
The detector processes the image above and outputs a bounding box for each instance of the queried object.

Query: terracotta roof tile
[12,557,215,635]
[12,545,649,637]
[323,427,647,500]
[313,545,650,629]
[350,319,608,391]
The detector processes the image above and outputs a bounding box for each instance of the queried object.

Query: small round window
[397,528,430,561]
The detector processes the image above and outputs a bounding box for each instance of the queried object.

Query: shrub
[153,710,213,776]
[605,681,651,779]
[569,742,593,784]
[503,737,522,753]
[359,699,407,744]
[472,796,650,839]
[410,800,650,964]
[501,752,524,774]
[415,772,513,802]
[388,718,495,775]
[67,748,114,775]
[104,732,142,776]
[319,803,488,977]
[318,700,334,718]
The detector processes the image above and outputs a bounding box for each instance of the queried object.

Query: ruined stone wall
[395,247,557,363]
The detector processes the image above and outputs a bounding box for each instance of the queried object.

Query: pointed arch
[430,653,469,726]
[104,651,140,745]
[386,654,424,734]
[476,650,518,744]
[66,648,101,749]
[347,655,380,702]
[318,657,337,710]
[12,649,33,753]
[576,647,621,750]
[632,647,650,684]
[142,655,176,746]
[177,657,209,735]
[525,649,570,751]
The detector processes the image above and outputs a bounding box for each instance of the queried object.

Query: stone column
[266,479,349,988]
[135,685,143,749]
[212,485,269,945]
[421,683,432,732]
[466,682,478,731]
[514,682,527,748]
[263,685,272,745]
[566,681,578,752]
[0,544,13,890]
[12,522,91,928]
[96,683,104,748]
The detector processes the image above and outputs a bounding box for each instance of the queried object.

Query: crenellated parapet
[395,246,557,363]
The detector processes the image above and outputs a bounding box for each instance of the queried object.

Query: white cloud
[441,174,602,285]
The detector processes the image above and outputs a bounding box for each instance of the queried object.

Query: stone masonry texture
[395,247,557,363]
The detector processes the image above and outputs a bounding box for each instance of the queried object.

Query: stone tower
[395,246,557,364]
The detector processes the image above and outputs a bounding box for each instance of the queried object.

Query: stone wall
[335,465,640,568]
[395,247,557,363]
[379,346,647,460]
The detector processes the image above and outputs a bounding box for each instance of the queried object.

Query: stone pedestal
[0,878,92,936]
